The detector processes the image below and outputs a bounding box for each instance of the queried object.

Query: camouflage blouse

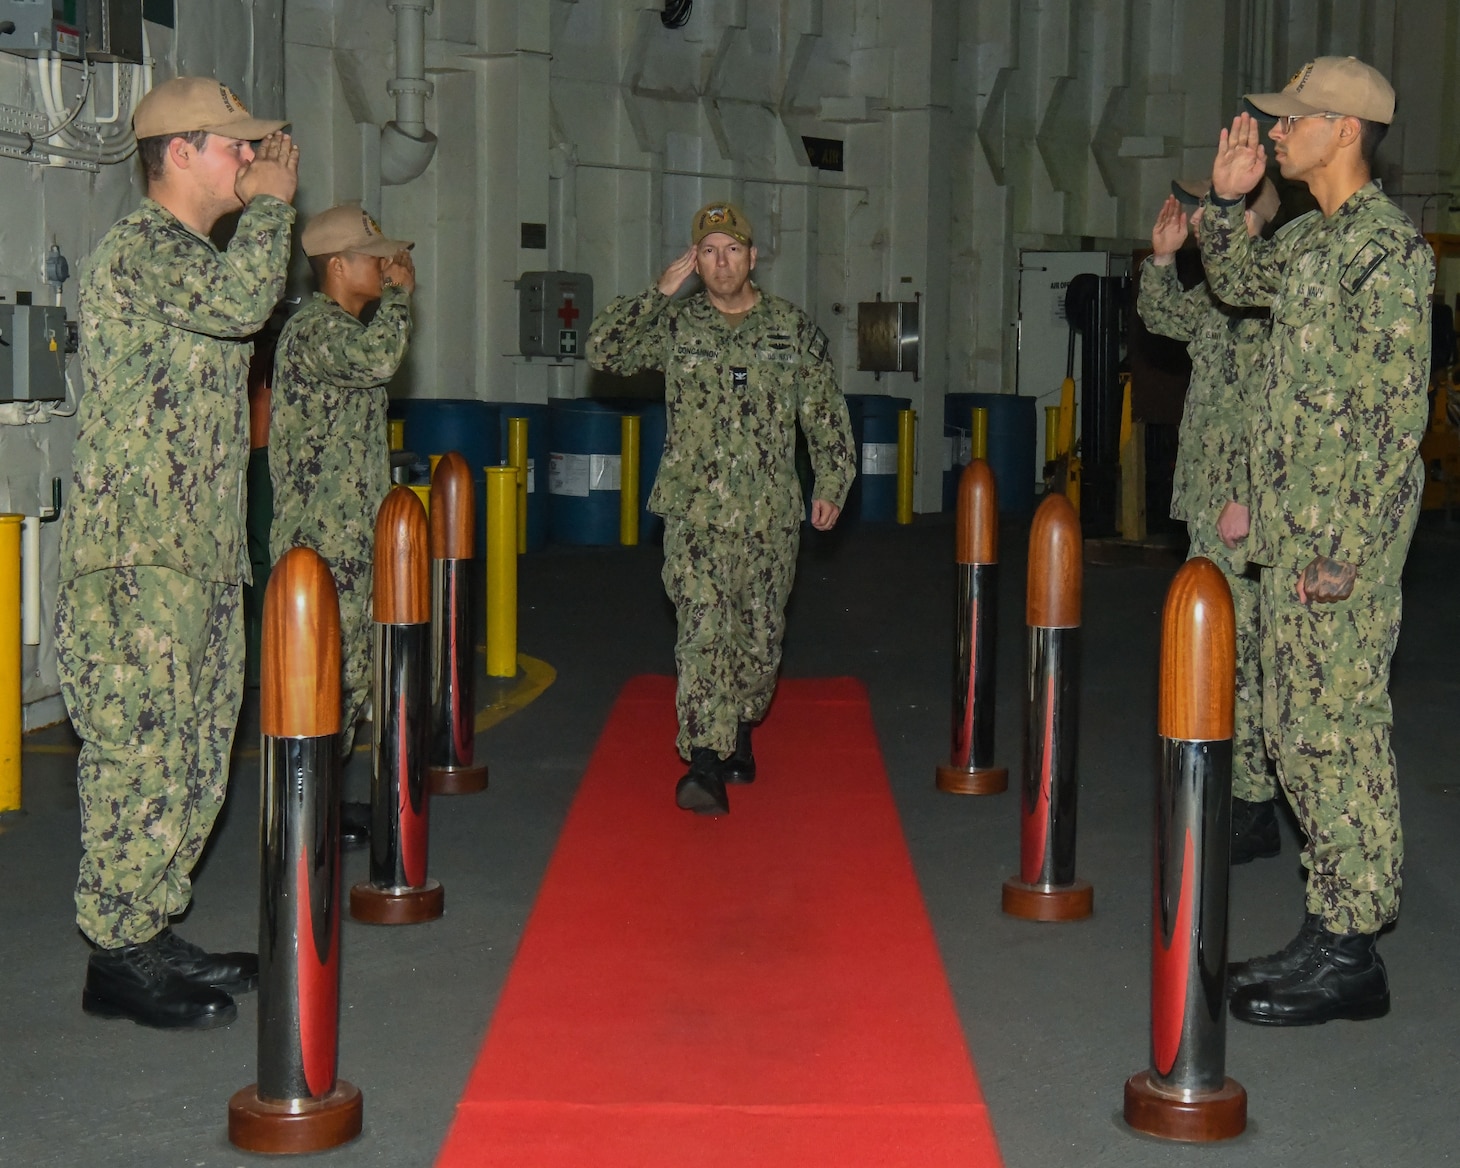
[588,285,855,535]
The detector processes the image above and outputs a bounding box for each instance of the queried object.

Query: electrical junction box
[85,0,142,62]
[518,271,593,359]
[0,303,68,402]
[0,0,85,58]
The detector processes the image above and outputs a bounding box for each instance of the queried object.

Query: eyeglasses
[1275,112,1344,133]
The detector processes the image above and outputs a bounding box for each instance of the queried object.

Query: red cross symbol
[557,296,580,328]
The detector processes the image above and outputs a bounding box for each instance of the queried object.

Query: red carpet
[436,676,1002,1166]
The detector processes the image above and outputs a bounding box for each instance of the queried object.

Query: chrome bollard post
[1125,557,1246,1141]
[1003,492,1092,921]
[350,486,443,925]
[427,452,487,796]
[229,548,363,1153]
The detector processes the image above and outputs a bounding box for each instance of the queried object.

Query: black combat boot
[675,747,730,815]
[720,722,756,785]
[1227,912,1325,996]
[83,937,237,1029]
[1230,796,1281,864]
[1229,929,1389,1026]
[152,927,259,994]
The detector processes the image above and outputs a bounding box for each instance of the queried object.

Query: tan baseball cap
[301,204,413,258]
[1172,176,1280,223]
[133,76,287,140]
[1246,56,1395,125]
[692,202,753,247]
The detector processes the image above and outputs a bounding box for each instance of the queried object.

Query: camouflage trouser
[55,566,243,948]
[1187,529,1273,802]
[1259,567,1404,934]
[331,556,373,759]
[662,518,800,759]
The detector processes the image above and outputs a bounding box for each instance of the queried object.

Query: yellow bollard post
[407,483,431,517]
[507,417,529,555]
[970,407,989,463]
[484,466,518,678]
[620,415,641,547]
[0,515,20,815]
[1044,406,1061,464]
[388,419,405,452]
[428,454,443,481]
[896,408,916,525]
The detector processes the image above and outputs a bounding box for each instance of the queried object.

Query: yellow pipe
[1118,374,1133,453]
[507,417,529,555]
[896,408,916,525]
[388,419,405,452]
[407,483,431,517]
[1044,406,1060,463]
[1057,377,1076,457]
[484,466,518,678]
[620,415,641,546]
[428,453,443,481]
[970,407,989,463]
[0,514,21,814]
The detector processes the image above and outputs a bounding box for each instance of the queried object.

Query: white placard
[590,453,621,491]
[549,452,590,497]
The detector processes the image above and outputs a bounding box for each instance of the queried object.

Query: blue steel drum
[843,394,911,523]
[942,392,1036,516]
[595,396,666,542]
[388,398,501,557]
[547,398,625,546]
[498,403,550,552]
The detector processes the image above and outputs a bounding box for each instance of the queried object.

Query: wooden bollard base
[429,762,489,796]
[228,1080,363,1154]
[349,879,444,925]
[1123,1070,1247,1142]
[1001,877,1093,921]
[935,764,1008,795]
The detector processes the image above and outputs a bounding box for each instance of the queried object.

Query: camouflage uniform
[1138,258,1273,802]
[56,195,294,948]
[588,284,856,758]
[269,287,411,752]
[1201,184,1434,933]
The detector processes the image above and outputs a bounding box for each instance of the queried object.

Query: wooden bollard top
[429,451,474,560]
[374,485,430,624]
[1026,491,1082,628]
[261,547,341,738]
[1159,556,1235,741]
[955,459,998,565]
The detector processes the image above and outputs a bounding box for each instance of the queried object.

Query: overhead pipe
[380,0,438,187]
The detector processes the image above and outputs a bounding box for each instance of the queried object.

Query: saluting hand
[1150,196,1189,264]
[657,247,698,297]
[382,249,416,294]
[1211,112,1266,202]
[236,131,300,206]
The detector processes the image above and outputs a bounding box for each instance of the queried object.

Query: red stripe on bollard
[297,842,340,1098]
[1151,828,1195,1076]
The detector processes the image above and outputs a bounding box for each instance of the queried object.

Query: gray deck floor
[3,512,1456,1167]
